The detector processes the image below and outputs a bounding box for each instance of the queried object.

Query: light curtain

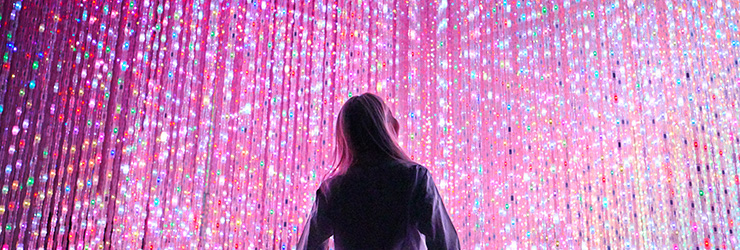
[0,0,739,249]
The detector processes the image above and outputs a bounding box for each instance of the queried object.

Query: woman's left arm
[297,187,332,249]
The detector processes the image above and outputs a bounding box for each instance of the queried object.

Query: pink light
[0,0,738,249]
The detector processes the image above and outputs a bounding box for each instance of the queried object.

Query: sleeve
[414,168,460,250]
[297,186,333,250]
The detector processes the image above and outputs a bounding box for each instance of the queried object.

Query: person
[298,93,460,249]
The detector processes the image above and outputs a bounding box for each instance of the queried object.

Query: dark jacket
[298,159,460,249]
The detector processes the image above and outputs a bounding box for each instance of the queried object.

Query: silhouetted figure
[298,93,459,250]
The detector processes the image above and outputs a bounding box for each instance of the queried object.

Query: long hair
[326,93,412,178]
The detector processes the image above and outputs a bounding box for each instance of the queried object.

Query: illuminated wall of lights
[0,0,739,249]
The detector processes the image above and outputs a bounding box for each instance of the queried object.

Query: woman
[298,93,459,249]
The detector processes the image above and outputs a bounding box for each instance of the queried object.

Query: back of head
[329,93,411,177]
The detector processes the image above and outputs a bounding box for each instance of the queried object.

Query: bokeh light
[0,0,739,249]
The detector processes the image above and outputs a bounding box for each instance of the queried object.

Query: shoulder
[389,160,433,183]
[396,160,430,175]
[318,176,339,192]
[317,173,346,199]
[389,159,422,169]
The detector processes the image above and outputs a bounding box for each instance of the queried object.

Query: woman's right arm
[414,167,460,250]
[297,187,332,249]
